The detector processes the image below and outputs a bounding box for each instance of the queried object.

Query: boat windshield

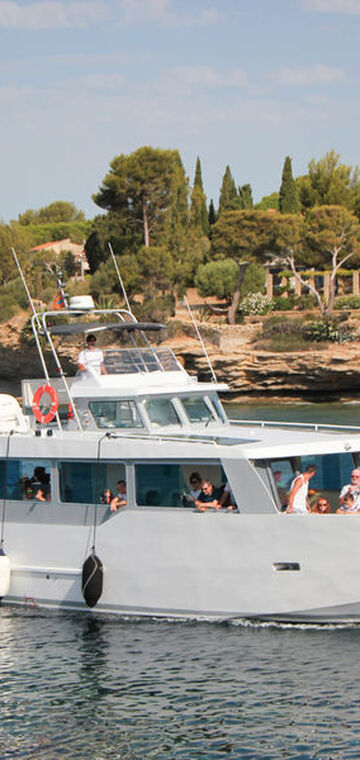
[89,400,144,429]
[180,395,218,425]
[143,397,181,428]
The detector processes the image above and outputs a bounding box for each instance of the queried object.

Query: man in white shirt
[78,334,107,376]
[339,469,360,511]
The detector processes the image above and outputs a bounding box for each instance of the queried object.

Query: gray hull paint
[5,511,360,623]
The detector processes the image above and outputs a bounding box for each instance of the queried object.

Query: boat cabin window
[59,461,126,504]
[265,452,356,512]
[135,462,224,507]
[180,395,217,425]
[210,396,227,423]
[89,400,143,429]
[0,459,51,501]
[143,397,181,428]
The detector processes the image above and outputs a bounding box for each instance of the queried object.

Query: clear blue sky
[1,0,360,221]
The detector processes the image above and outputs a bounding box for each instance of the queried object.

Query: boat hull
[4,512,360,623]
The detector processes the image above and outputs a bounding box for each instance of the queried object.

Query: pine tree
[208,199,217,226]
[238,184,253,209]
[218,166,238,215]
[279,156,300,214]
[190,157,209,235]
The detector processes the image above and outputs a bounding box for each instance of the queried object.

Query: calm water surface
[2,402,360,760]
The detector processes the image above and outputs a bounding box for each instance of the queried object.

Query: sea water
[1,403,360,760]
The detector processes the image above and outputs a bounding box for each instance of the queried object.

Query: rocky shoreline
[1,314,360,401]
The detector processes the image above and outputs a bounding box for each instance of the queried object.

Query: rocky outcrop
[1,314,360,400]
[168,328,360,400]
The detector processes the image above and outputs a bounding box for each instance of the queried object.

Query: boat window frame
[0,457,55,503]
[141,395,183,429]
[179,394,219,426]
[87,398,146,431]
[57,459,130,506]
[256,452,360,514]
[134,458,225,510]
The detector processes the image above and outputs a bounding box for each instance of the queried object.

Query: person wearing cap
[78,334,107,376]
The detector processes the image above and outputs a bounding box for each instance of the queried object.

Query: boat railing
[229,418,360,434]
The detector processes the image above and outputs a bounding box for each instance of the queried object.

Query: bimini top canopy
[48,322,167,336]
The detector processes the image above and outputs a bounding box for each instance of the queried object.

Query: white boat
[1,282,360,623]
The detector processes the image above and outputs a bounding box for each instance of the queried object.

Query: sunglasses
[190,480,199,485]
[319,502,328,506]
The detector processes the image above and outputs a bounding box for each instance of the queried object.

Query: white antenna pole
[12,248,40,326]
[108,242,132,313]
[11,248,62,429]
[183,295,217,383]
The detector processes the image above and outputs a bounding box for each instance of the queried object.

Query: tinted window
[135,463,224,507]
[89,400,143,429]
[59,461,126,504]
[0,459,51,501]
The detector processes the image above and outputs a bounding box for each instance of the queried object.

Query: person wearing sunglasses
[78,334,108,376]
[188,472,203,501]
[311,496,331,514]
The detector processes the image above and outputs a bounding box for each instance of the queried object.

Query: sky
[1,0,360,222]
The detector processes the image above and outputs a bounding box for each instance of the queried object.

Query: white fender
[0,553,11,598]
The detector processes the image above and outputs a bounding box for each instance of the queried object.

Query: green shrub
[272,295,296,311]
[295,294,318,310]
[301,319,356,343]
[334,295,360,310]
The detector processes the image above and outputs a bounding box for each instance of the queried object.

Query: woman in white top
[286,464,317,514]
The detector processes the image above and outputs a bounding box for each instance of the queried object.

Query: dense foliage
[3,147,360,327]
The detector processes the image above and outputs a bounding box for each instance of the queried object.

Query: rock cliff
[1,314,360,400]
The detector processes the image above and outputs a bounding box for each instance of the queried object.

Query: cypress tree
[279,156,300,214]
[238,184,253,209]
[218,166,238,215]
[190,157,209,234]
[208,199,217,226]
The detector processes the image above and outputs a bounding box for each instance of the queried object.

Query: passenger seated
[195,480,222,512]
[110,480,127,512]
[31,466,51,500]
[100,488,113,505]
[311,496,331,514]
[144,490,160,506]
[218,481,238,511]
[273,470,289,511]
[189,472,203,501]
[339,469,360,510]
[336,492,360,514]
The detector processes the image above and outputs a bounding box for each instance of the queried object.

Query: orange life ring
[32,384,59,424]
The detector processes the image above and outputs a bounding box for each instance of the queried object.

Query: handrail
[105,431,219,445]
[228,418,360,433]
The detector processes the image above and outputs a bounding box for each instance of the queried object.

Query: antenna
[11,248,63,430]
[183,295,217,383]
[108,242,132,313]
